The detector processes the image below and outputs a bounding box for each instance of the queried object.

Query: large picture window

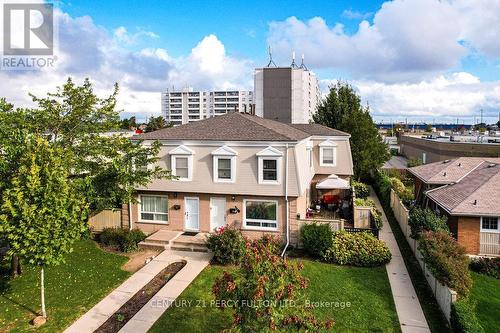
[140,195,168,223]
[244,200,278,230]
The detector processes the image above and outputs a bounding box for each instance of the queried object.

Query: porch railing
[344,227,380,239]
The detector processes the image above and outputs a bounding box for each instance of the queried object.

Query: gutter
[281,143,290,257]
[128,201,132,230]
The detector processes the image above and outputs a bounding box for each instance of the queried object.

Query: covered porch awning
[316,174,351,190]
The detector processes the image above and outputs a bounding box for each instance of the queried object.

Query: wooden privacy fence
[88,209,122,231]
[390,190,457,323]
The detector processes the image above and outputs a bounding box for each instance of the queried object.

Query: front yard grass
[149,259,400,332]
[0,239,131,333]
[470,272,500,333]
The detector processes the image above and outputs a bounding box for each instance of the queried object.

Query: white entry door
[184,197,199,231]
[210,197,226,230]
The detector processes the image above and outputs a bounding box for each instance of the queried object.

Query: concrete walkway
[369,187,430,333]
[64,250,212,333]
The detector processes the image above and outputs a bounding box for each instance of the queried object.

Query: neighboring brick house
[409,157,500,255]
[124,112,353,246]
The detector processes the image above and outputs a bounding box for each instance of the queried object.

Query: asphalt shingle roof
[426,161,500,216]
[133,112,349,141]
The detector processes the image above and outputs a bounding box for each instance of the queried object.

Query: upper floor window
[212,145,237,183]
[170,145,194,181]
[257,146,283,185]
[481,217,499,232]
[319,139,337,167]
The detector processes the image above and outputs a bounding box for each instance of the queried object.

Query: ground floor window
[481,216,499,232]
[243,199,278,230]
[140,195,168,223]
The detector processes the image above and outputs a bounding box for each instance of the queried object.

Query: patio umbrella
[316,174,351,190]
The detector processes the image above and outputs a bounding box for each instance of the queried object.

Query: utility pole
[480,109,483,125]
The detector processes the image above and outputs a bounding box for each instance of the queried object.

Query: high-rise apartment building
[161,87,254,125]
[254,59,321,124]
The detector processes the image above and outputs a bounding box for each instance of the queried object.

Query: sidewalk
[64,250,212,333]
[369,187,430,333]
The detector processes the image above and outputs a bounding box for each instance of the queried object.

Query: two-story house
[124,112,353,246]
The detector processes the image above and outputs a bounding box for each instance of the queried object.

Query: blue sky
[1,0,500,124]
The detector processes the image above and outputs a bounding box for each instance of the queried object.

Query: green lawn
[149,259,400,333]
[0,240,131,333]
[470,272,500,333]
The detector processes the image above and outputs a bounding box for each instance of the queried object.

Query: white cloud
[341,9,373,20]
[0,11,252,121]
[346,73,500,122]
[268,0,500,82]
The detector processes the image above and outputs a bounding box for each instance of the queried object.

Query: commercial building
[401,135,500,164]
[161,87,254,125]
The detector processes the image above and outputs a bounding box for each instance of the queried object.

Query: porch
[307,174,353,222]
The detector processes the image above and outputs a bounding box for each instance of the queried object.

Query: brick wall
[457,216,480,254]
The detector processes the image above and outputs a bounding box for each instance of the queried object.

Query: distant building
[401,135,500,164]
[161,87,254,125]
[254,55,320,124]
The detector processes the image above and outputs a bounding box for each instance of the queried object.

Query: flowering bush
[389,177,414,207]
[418,231,472,297]
[324,231,391,267]
[352,180,370,199]
[206,226,246,265]
[213,239,333,332]
[469,257,500,279]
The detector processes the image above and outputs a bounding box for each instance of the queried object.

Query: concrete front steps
[139,230,210,252]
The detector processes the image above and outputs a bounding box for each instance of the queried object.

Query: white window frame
[211,145,237,183]
[169,145,194,181]
[139,194,169,224]
[243,199,278,231]
[256,146,283,185]
[480,216,500,233]
[319,140,337,167]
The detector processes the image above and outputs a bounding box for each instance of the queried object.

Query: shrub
[418,231,472,297]
[206,226,245,265]
[324,231,392,267]
[390,177,414,207]
[300,223,333,258]
[408,207,449,239]
[407,157,423,168]
[450,298,484,333]
[213,238,333,331]
[97,227,146,252]
[255,234,283,255]
[352,180,370,199]
[469,257,500,279]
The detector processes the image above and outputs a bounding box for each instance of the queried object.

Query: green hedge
[352,180,370,199]
[418,231,472,297]
[300,223,333,258]
[408,207,449,239]
[324,231,391,267]
[98,227,146,252]
[450,298,484,333]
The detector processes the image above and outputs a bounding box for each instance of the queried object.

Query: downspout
[281,143,289,257]
[128,201,132,230]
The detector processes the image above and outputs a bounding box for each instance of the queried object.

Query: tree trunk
[40,268,47,318]
[10,254,22,277]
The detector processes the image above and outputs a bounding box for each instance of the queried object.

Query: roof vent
[458,163,462,167]
[443,172,447,176]
[473,199,477,205]
[443,159,450,163]
[488,163,496,168]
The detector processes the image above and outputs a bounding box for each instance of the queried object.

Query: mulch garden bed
[94,260,186,333]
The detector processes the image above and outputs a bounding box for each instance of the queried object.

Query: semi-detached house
[124,112,353,246]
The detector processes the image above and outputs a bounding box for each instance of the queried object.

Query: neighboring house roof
[289,123,350,137]
[426,161,500,216]
[408,157,500,184]
[382,156,408,170]
[133,112,349,142]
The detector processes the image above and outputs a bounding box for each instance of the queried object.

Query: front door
[184,197,199,231]
[210,197,226,230]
